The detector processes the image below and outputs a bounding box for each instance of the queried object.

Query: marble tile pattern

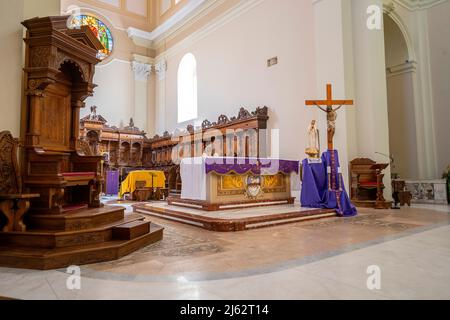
[0,203,448,300]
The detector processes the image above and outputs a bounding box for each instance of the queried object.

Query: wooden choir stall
[79,108,148,195]
[143,106,271,196]
[0,16,163,270]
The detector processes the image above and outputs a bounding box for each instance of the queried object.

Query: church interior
[0,0,449,301]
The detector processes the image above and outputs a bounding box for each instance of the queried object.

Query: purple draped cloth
[106,170,120,196]
[204,157,299,175]
[300,150,357,217]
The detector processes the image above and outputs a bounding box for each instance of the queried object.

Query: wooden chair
[0,131,39,232]
[349,158,391,209]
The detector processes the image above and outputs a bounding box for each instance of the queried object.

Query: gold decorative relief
[217,173,287,196]
[218,174,246,196]
[263,174,287,193]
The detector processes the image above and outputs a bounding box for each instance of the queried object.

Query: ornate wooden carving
[79,109,147,179]
[0,132,39,232]
[79,106,269,194]
[0,132,20,195]
[21,16,105,214]
[143,106,269,193]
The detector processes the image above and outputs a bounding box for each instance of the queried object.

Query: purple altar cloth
[204,157,300,175]
[300,150,357,217]
[106,170,120,196]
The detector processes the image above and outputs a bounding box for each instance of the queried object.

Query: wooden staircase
[0,206,163,270]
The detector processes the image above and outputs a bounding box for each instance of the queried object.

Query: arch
[383,9,420,180]
[177,53,198,123]
[58,59,87,83]
[383,7,415,62]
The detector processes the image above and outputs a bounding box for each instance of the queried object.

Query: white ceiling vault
[126,0,448,49]
[128,0,219,48]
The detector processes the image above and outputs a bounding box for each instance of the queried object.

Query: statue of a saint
[202,137,220,157]
[305,120,320,158]
[89,106,98,120]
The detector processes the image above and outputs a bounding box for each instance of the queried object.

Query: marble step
[26,205,125,231]
[0,223,164,270]
[112,220,151,240]
[0,214,146,249]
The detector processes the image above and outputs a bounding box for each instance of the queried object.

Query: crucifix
[305,84,354,151]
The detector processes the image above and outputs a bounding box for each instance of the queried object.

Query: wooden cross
[305,84,354,151]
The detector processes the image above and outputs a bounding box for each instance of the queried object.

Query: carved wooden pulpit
[0,16,164,271]
[22,16,105,214]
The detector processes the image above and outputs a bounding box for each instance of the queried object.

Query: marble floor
[0,203,448,300]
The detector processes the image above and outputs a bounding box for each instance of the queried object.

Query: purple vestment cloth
[204,157,299,175]
[300,150,357,217]
[106,170,120,196]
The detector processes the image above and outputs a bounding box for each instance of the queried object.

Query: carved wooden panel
[0,132,20,194]
[40,83,71,151]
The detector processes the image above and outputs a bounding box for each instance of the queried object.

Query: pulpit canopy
[22,16,104,100]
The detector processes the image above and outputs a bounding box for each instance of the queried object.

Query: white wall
[386,74,419,178]
[61,2,154,133]
[427,0,450,175]
[0,0,60,137]
[83,60,134,128]
[159,0,318,161]
[0,0,24,137]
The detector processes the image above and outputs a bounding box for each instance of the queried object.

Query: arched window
[70,15,114,60]
[177,53,198,123]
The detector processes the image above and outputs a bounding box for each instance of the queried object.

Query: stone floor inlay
[0,203,449,299]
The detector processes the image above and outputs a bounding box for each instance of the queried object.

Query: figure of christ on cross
[305,84,354,151]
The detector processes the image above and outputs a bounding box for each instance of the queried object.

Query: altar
[119,170,166,198]
[168,157,299,211]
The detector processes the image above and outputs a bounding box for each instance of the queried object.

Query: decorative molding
[148,106,269,141]
[387,0,448,11]
[128,0,263,56]
[386,61,417,77]
[383,3,417,62]
[132,61,152,81]
[155,0,265,61]
[151,0,208,41]
[127,0,209,46]
[383,1,397,13]
[155,59,167,81]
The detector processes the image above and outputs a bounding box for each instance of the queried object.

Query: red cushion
[62,172,95,177]
[359,181,379,187]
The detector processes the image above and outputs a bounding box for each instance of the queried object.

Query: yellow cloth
[119,170,166,198]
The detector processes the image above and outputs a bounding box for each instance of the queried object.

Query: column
[155,59,167,135]
[131,58,152,133]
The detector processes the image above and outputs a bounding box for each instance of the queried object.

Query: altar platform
[133,202,336,232]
